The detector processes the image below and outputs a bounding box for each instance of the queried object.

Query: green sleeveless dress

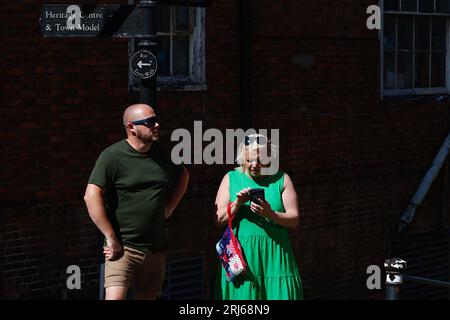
[215,169,304,300]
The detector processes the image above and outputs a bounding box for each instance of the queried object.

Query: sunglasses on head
[131,116,159,128]
[244,135,267,146]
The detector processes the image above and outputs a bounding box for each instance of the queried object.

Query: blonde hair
[235,134,278,172]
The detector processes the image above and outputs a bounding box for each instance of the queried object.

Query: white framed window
[156,5,206,90]
[381,0,449,96]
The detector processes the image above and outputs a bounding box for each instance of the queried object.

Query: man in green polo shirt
[84,104,189,300]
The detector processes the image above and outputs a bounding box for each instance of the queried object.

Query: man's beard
[137,132,159,143]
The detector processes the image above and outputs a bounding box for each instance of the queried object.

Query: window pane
[431,53,446,86]
[173,36,189,75]
[436,0,450,13]
[175,6,190,32]
[415,16,430,50]
[419,0,435,12]
[398,52,413,88]
[156,5,170,33]
[398,16,414,50]
[402,0,418,11]
[432,17,446,50]
[415,52,430,87]
[157,36,170,76]
[384,53,397,89]
[384,15,397,50]
[385,0,400,11]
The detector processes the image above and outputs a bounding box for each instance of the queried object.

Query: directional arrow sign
[138,61,153,68]
[131,50,158,79]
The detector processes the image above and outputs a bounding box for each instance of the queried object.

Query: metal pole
[384,258,407,300]
[239,0,252,130]
[137,0,158,109]
[403,275,450,288]
[397,131,450,235]
[128,2,157,299]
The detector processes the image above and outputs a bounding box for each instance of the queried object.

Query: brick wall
[1,0,131,299]
[1,0,449,299]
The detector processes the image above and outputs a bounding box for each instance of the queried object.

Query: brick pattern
[1,0,449,299]
[1,203,99,299]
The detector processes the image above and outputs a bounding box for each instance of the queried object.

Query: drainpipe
[395,132,450,237]
[128,0,158,110]
[139,1,158,109]
[239,0,252,130]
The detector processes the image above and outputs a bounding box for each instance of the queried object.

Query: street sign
[40,1,212,105]
[40,2,211,38]
[130,50,158,79]
[39,4,153,38]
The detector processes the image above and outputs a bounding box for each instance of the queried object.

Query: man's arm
[165,167,190,219]
[84,183,122,260]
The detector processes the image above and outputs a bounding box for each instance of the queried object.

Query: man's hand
[103,238,124,261]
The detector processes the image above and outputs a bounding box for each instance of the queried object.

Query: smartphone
[249,188,265,203]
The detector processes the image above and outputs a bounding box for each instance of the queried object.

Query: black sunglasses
[131,116,159,128]
[244,135,267,146]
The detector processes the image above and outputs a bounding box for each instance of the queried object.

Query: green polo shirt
[88,139,184,251]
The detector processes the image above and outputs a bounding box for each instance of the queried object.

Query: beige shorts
[104,246,166,297]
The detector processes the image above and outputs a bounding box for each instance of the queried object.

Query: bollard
[384,258,407,300]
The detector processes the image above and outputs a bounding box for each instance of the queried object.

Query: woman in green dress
[215,134,304,300]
